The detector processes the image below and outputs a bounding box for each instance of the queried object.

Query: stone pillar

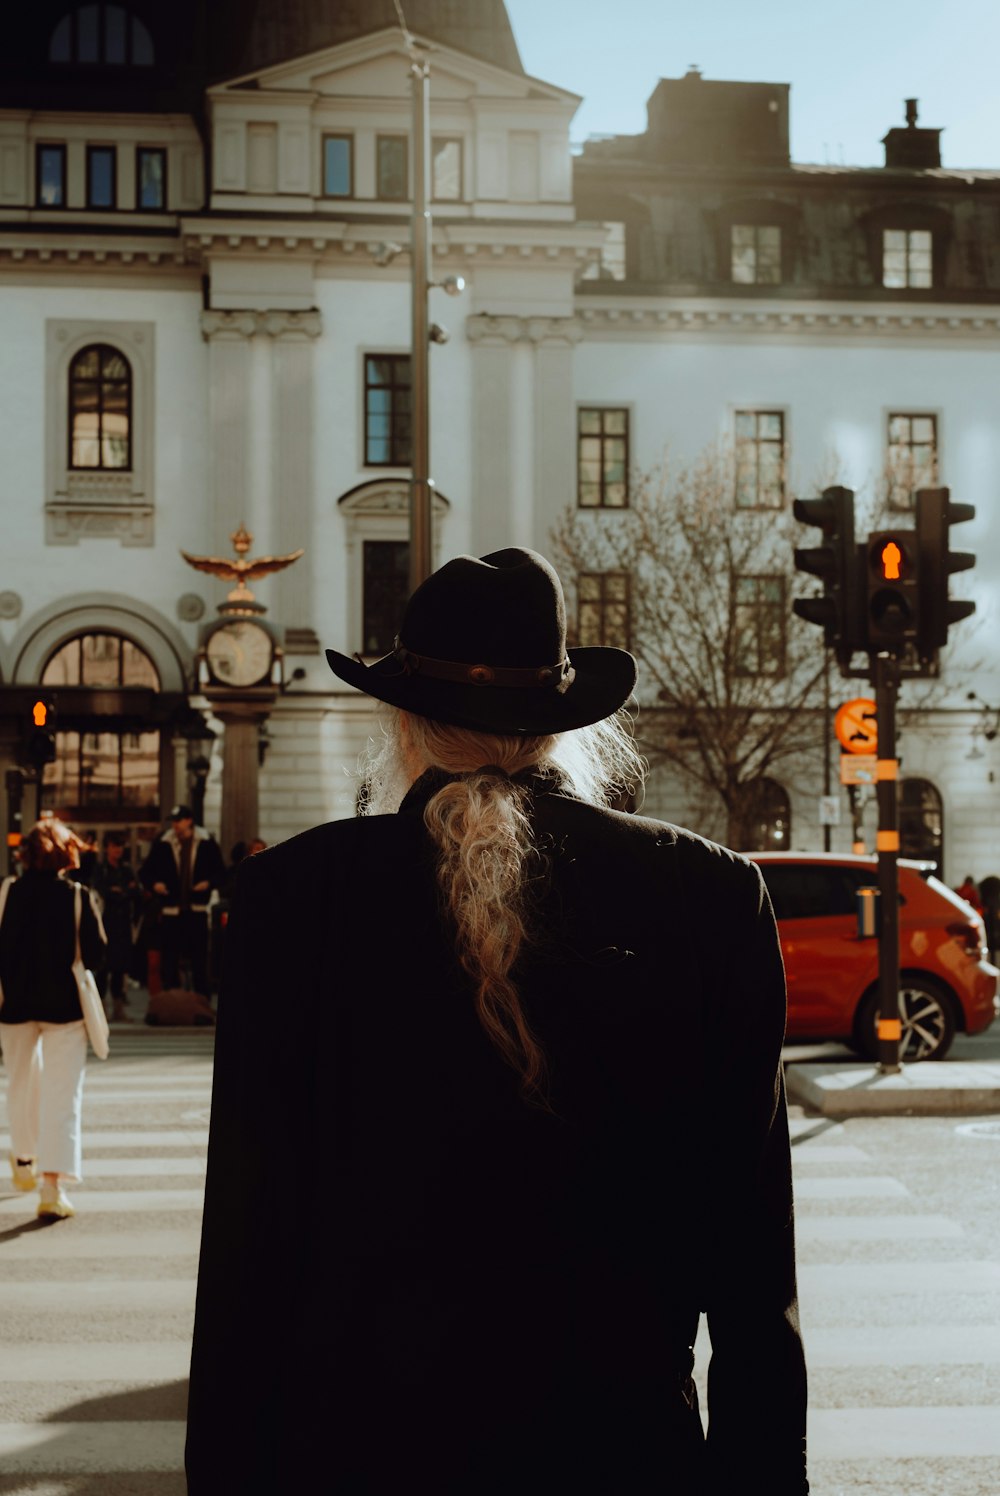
[213,700,273,854]
[265,311,322,631]
[467,315,520,556]
[467,314,581,558]
[528,317,582,553]
[201,311,257,552]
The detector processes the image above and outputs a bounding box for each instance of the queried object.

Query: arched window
[742,777,791,852]
[69,344,132,470]
[40,633,160,818]
[49,5,154,65]
[900,777,944,875]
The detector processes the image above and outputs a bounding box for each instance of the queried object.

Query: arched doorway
[900,777,944,876]
[741,777,792,852]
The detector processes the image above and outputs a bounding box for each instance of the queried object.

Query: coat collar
[398,765,565,817]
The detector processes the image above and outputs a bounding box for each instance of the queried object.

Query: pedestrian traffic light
[866,531,920,650]
[26,698,57,769]
[792,485,863,669]
[915,487,976,656]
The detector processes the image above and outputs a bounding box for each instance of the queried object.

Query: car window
[759,864,873,920]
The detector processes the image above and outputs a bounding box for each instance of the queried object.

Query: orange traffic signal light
[880,541,902,581]
[32,700,48,727]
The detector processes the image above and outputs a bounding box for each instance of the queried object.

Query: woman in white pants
[0,818,105,1218]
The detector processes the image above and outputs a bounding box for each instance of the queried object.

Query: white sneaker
[37,1182,74,1220]
[9,1153,37,1192]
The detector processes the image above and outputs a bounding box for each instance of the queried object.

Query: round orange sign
[835,697,878,754]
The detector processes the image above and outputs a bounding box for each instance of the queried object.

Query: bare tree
[552,447,829,850]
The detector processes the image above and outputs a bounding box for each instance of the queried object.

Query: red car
[751,853,999,1061]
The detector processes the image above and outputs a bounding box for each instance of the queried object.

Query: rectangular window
[883,228,933,289]
[887,413,938,510]
[731,224,781,285]
[431,137,463,201]
[577,408,629,508]
[363,540,410,656]
[735,410,784,508]
[323,134,353,198]
[37,144,66,207]
[734,575,786,677]
[136,147,167,210]
[364,354,412,466]
[578,572,631,650]
[87,145,117,209]
[376,135,408,200]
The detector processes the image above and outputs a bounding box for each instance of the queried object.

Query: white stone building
[0,4,997,883]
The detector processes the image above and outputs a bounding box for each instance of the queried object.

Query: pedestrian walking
[187,548,808,1495]
[0,817,106,1219]
[138,805,225,997]
[955,874,983,914]
[91,832,139,1022]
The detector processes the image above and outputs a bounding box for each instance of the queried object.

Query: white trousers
[0,1020,87,1181]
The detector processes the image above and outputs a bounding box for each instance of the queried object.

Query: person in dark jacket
[138,806,225,996]
[91,833,139,1021]
[187,549,808,1495]
[0,817,106,1219]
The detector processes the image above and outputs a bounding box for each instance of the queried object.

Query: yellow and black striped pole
[874,652,902,1072]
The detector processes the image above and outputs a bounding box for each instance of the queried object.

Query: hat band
[393,638,576,692]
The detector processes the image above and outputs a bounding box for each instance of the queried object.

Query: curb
[786,1061,1000,1118]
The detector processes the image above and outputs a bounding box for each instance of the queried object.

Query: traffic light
[792,485,863,668]
[915,487,976,655]
[26,698,57,769]
[866,531,920,650]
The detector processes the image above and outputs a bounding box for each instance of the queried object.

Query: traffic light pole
[408,54,434,593]
[874,652,902,1073]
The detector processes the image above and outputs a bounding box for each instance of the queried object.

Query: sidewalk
[784,1032,1000,1117]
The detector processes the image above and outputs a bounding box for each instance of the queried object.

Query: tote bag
[74,883,110,1060]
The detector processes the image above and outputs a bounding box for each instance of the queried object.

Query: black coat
[138,830,226,914]
[186,775,808,1495]
[0,871,106,1024]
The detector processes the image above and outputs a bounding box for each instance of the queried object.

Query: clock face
[205,621,273,688]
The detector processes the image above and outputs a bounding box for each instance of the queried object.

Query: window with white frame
[577,408,629,508]
[734,575,786,677]
[882,229,932,289]
[431,138,463,201]
[577,572,631,649]
[735,410,784,508]
[731,224,781,285]
[887,413,937,509]
[579,222,627,282]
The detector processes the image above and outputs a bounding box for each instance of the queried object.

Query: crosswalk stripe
[10,1281,195,1312]
[0,1344,192,1381]
[4,1130,208,1151]
[0,1189,203,1214]
[80,1157,206,1177]
[794,1175,909,1198]
[802,1324,1000,1367]
[791,1144,871,1164]
[0,1230,199,1261]
[799,1260,1000,1295]
[0,1421,185,1473]
[808,1407,1000,1457]
[796,1214,963,1241]
[47,1090,211,1104]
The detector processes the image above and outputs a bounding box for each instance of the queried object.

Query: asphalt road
[0,1026,997,1494]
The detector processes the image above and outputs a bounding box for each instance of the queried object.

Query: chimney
[883,98,941,169]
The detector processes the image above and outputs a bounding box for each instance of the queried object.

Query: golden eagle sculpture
[181,523,304,614]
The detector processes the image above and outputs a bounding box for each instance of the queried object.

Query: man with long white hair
[187,547,808,1494]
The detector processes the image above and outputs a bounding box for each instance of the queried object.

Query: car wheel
[853,978,957,1062]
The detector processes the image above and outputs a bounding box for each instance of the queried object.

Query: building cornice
[573,295,1000,342]
[181,216,601,265]
[200,309,322,341]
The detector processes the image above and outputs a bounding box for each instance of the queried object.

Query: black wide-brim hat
[325,547,637,736]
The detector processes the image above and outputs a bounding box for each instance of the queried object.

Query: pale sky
[504,0,1000,169]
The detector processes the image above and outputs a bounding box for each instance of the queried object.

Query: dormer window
[731,224,781,285]
[882,228,932,288]
[49,5,154,66]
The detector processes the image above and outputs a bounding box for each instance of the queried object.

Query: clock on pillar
[182,523,304,853]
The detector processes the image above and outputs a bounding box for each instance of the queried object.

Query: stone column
[201,311,257,552]
[467,315,521,556]
[528,317,582,554]
[265,311,322,632]
[213,699,273,854]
